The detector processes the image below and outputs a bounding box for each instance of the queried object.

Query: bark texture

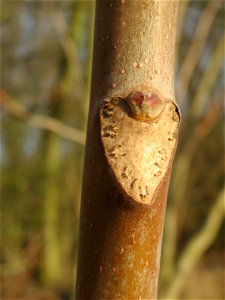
[76,1,180,299]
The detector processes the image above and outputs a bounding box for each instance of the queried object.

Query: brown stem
[76,1,179,299]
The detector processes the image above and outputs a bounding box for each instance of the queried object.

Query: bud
[126,91,164,122]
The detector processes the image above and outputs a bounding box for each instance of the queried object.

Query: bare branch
[0,91,85,145]
[76,1,179,298]
[161,99,221,283]
[177,0,222,101]
[176,0,189,47]
[163,186,225,298]
[191,34,225,117]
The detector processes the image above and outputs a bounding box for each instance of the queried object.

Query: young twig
[0,91,85,145]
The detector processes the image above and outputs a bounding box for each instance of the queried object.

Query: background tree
[1,1,224,299]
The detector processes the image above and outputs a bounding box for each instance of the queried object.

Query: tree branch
[0,91,85,145]
[161,98,221,284]
[176,0,189,48]
[76,1,179,298]
[177,0,222,101]
[191,34,225,117]
[163,186,225,298]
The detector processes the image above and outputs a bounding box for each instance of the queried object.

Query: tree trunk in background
[76,1,180,299]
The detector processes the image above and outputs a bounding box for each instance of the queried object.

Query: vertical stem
[76,1,179,299]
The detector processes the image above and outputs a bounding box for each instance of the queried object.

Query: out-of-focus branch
[161,99,221,284]
[191,35,225,117]
[49,10,81,87]
[163,186,225,299]
[39,3,90,121]
[0,91,85,145]
[177,0,222,100]
[47,7,87,115]
[176,0,189,48]
[172,96,221,201]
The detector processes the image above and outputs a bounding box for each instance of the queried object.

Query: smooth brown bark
[76,1,179,299]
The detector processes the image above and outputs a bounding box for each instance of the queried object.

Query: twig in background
[191,35,225,117]
[0,91,85,145]
[176,0,189,48]
[161,99,221,285]
[163,186,225,298]
[177,0,222,101]
[48,7,88,118]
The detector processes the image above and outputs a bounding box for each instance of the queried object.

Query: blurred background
[0,1,224,299]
